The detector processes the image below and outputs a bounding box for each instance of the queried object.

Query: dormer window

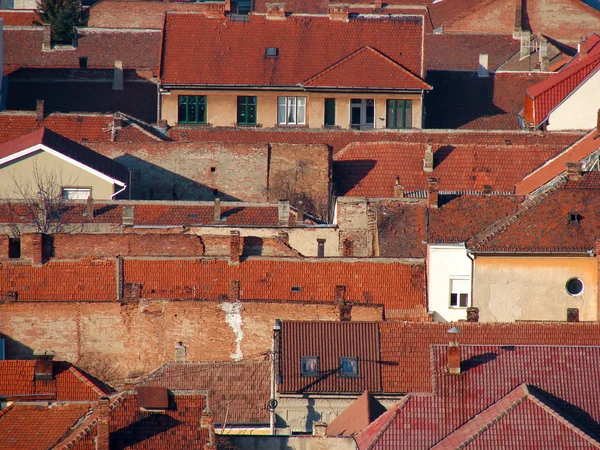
[265,47,278,57]
[301,356,318,377]
[568,212,580,223]
[339,357,358,377]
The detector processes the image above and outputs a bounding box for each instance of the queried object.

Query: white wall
[427,244,472,322]
[547,69,600,130]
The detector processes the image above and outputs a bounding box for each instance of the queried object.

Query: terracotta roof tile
[327,391,387,437]
[0,10,38,26]
[141,361,271,424]
[4,27,160,75]
[161,14,426,86]
[377,201,427,258]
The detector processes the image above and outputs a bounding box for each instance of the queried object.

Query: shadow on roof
[332,159,377,196]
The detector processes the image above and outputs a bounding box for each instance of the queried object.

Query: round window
[566,278,584,296]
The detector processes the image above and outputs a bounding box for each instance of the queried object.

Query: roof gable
[303,46,431,90]
[327,390,387,437]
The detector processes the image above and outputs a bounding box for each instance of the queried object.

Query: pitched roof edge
[68,366,108,397]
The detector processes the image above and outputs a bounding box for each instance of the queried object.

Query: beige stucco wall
[0,150,115,200]
[473,256,598,322]
[161,89,423,129]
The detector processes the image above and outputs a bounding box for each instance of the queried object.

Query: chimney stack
[265,2,286,19]
[229,230,241,265]
[113,113,123,130]
[328,4,349,21]
[423,143,434,172]
[478,54,489,78]
[278,200,290,227]
[334,285,346,304]
[596,108,600,131]
[213,198,221,223]
[466,307,479,322]
[567,308,579,322]
[539,38,549,71]
[96,397,110,450]
[394,177,405,198]
[229,280,240,301]
[447,327,461,375]
[565,162,582,181]
[520,31,531,60]
[85,196,94,218]
[296,201,304,225]
[428,177,440,209]
[112,60,124,90]
[313,421,328,436]
[175,342,186,362]
[33,350,55,380]
[122,205,134,226]
[36,99,44,121]
[201,405,216,449]
[42,27,51,50]
[342,238,354,257]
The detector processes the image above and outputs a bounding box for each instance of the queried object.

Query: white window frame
[61,187,91,200]
[277,96,306,125]
[350,98,375,129]
[449,276,470,308]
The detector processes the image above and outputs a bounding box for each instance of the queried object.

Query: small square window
[301,356,318,377]
[291,286,302,292]
[339,357,358,377]
[265,47,278,57]
[450,278,470,308]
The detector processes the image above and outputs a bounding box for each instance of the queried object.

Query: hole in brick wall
[213,189,218,196]
[210,167,216,172]
[291,286,302,292]
[9,238,20,258]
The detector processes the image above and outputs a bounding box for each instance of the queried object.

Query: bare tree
[2,163,85,235]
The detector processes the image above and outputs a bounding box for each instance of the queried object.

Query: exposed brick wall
[268,143,331,219]
[53,234,204,259]
[0,260,116,301]
[1,300,383,382]
[336,199,374,257]
[0,234,9,259]
[20,233,43,265]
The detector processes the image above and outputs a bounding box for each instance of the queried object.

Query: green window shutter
[324,98,335,126]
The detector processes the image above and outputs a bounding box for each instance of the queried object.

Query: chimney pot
[213,198,221,223]
[482,185,492,194]
[175,342,186,362]
[478,54,489,78]
[565,162,583,181]
[278,230,289,245]
[229,230,241,265]
[229,280,240,301]
[36,99,44,121]
[466,307,479,322]
[313,421,328,436]
[112,60,124,90]
[296,201,304,225]
[328,5,349,21]
[428,177,440,209]
[278,200,290,227]
[394,177,405,198]
[567,308,579,322]
[33,350,55,380]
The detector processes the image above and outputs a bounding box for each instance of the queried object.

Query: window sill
[323,125,341,129]
[276,123,308,128]
[236,123,262,128]
[448,306,469,309]
[176,122,212,127]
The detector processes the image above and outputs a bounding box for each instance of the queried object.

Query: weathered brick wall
[53,233,204,258]
[336,198,374,257]
[0,300,383,383]
[268,143,331,219]
[0,235,8,259]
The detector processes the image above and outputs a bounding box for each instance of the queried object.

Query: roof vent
[568,212,580,224]
[266,47,279,57]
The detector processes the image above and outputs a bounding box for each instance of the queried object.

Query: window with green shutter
[178,95,207,124]
[386,99,412,129]
[237,96,257,125]
[324,98,335,127]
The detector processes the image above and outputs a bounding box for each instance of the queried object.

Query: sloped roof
[0,127,129,185]
[0,403,95,450]
[140,361,271,425]
[160,14,426,87]
[303,46,431,90]
[470,171,600,253]
[327,390,387,437]
[0,360,110,400]
[523,34,600,125]
[377,201,427,258]
[333,140,564,196]
[0,10,38,26]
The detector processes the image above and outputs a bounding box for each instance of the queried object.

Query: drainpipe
[111,183,128,200]
[466,247,475,308]
[270,319,281,435]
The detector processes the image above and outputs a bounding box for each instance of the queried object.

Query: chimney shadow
[460,352,498,372]
[434,145,456,168]
[332,160,377,196]
[2,335,35,359]
[110,414,183,448]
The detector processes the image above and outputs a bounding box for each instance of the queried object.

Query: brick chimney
[21,233,43,265]
[112,60,124,90]
[539,38,549,71]
[567,308,579,322]
[296,201,304,225]
[229,280,240,301]
[428,177,440,209]
[124,282,142,299]
[334,285,346,303]
[329,5,349,21]
[447,326,461,375]
[265,2,286,19]
[213,198,221,224]
[36,99,44,121]
[394,177,405,198]
[466,307,479,322]
[229,231,241,265]
[423,143,434,172]
[42,27,51,50]
[33,350,55,380]
[96,397,110,450]
[201,405,216,449]
[175,341,186,362]
[482,185,492,194]
[278,200,290,227]
[565,162,582,181]
[2,291,18,303]
[477,54,489,78]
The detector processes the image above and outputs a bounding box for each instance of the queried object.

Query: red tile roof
[327,391,387,437]
[425,34,519,71]
[470,171,600,253]
[523,34,600,126]
[425,71,553,129]
[279,321,381,394]
[4,27,160,75]
[140,361,271,425]
[123,258,426,316]
[0,128,129,184]
[0,403,95,450]
[0,10,38,26]
[0,260,116,301]
[160,14,426,87]
[333,140,565,196]
[0,360,110,401]
[377,201,427,258]
[303,46,431,90]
